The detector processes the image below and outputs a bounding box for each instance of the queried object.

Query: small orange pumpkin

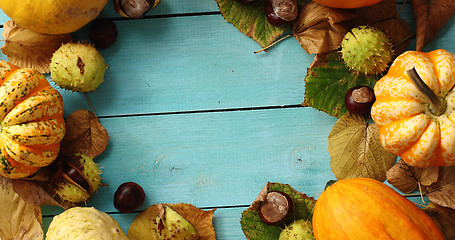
[312,178,444,240]
[0,61,65,179]
[371,49,455,167]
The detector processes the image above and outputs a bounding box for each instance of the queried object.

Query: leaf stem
[406,66,446,115]
[84,92,98,119]
[254,34,292,54]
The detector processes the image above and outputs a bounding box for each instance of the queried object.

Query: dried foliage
[1,20,72,73]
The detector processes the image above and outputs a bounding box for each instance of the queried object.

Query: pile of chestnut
[236,0,299,27]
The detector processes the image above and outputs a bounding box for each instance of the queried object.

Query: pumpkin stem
[406,66,446,116]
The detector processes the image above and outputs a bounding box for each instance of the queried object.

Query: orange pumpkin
[371,49,455,167]
[0,61,65,179]
[0,0,108,34]
[312,178,444,240]
[311,0,383,9]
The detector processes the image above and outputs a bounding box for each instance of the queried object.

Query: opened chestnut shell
[259,191,293,225]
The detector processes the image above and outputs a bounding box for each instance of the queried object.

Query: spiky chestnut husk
[46,207,128,240]
[340,25,393,75]
[50,153,102,205]
[50,42,107,92]
[279,219,315,240]
[155,205,199,240]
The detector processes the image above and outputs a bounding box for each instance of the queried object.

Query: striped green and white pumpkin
[0,61,65,179]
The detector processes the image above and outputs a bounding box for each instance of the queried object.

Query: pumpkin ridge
[314,178,445,240]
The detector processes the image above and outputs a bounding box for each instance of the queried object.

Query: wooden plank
[0,4,440,119]
[55,14,312,117]
[99,0,220,18]
[0,0,220,26]
[42,106,336,216]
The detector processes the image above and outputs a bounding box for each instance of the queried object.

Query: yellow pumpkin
[312,178,444,240]
[0,61,65,179]
[0,0,108,34]
[371,49,455,167]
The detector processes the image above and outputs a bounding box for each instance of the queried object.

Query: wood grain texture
[0,1,453,239]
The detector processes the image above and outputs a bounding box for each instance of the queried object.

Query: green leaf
[215,0,289,48]
[240,182,316,240]
[240,210,281,240]
[303,52,381,118]
[268,183,315,221]
[328,113,396,182]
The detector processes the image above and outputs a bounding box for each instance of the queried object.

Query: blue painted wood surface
[0,0,454,239]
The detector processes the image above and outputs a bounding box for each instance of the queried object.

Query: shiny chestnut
[114,182,145,213]
[90,18,118,49]
[265,0,298,27]
[345,86,375,114]
[259,191,293,225]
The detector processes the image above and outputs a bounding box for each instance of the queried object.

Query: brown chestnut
[114,0,160,19]
[345,86,375,114]
[259,191,293,225]
[62,162,90,192]
[265,0,298,27]
[90,18,118,49]
[114,182,145,213]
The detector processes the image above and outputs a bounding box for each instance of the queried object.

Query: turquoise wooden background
[0,0,454,239]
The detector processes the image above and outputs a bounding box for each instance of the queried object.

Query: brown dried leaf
[1,20,72,73]
[60,109,110,158]
[292,2,358,54]
[354,0,397,24]
[426,167,455,209]
[386,160,439,193]
[424,202,455,239]
[373,17,413,56]
[12,179,59,207]
[128,203,216,240]
[412,0,455,51]
[0,176,43,240]
[386,160,419,193]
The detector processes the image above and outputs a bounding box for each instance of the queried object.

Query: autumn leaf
[328,112,397,182]
[292,2,358,54]
[426,167,455,209]
[411,0,455,51]
[240,182,316,240]
[387,162,455,210]
[303,52,380,118]
[60,109,110,158]
[12,178,61,207]
[1,20,73,73]
[0,176,43,240]
[354,0,397,23]
[386,160,439,193]
[424,202,455,239]
[373,17,413,56]
[216,0,289,48]
[128,203,216,240]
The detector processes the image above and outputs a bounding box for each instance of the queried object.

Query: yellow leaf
[128,203,216,240]
[0,176,43,240]
[328,112,396,181]
[1,20,72,73]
